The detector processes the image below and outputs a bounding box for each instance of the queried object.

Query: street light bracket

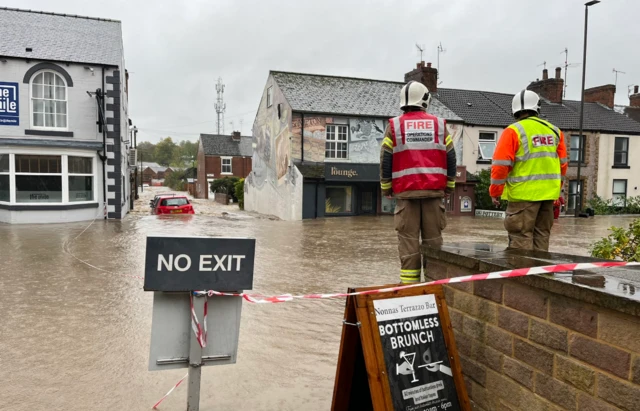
[585,1,600,6]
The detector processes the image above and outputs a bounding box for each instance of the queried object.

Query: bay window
[0,153,95,205]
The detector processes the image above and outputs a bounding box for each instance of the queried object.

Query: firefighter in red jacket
[380,81,457,284]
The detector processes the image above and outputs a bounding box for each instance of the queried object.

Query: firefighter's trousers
[394,198,446,284]
[504,200,554,251]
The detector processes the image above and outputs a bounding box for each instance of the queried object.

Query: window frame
[569,135,586,164]
[613,137,629,168]
[29,70,69,131]
[325,185,354,215]
[0,154,9,203]
[68,156,95,203]
[266,86,273,108]
[325,124,349,160]
[221,157,233,175]
[0,152,97,205]
[477,131,497,164]
[612,179,628,207]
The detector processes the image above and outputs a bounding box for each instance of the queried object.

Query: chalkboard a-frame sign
[331,284,470,411]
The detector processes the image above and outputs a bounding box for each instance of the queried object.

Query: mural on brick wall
[349,118,385,163]
[291,115,327,163]
[246,76,304,221]
[250,81,292,189]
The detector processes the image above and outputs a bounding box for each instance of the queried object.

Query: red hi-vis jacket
[389,111,448,194]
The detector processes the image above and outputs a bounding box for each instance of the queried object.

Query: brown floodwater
[0,193,636,410]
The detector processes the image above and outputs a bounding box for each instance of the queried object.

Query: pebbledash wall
[0,58,130,223]
[425,245,640,411]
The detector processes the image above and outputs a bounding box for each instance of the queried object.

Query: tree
[472,169,507,210]
[210,177,240,201]
[170,140,199,168]
[234,178,245,209]
[154,137,177,167]
[137,141,156,163]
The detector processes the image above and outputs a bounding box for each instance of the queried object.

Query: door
[360,190,374,214]
[303,182,317,219]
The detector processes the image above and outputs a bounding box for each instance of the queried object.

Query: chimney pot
[543,69,549,80]
[635,85,639,94]
[427,62,432,68]
[555,67,562,79]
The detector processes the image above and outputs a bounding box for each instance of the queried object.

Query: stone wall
[425,244,640,411]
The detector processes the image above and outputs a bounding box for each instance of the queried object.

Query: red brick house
[196,131,253,199]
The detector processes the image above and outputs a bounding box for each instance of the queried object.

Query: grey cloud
[8,0,640,142]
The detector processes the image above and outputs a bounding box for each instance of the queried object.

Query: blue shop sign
[0,82,19,126]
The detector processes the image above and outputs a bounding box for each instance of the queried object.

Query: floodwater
[0,188,636,411]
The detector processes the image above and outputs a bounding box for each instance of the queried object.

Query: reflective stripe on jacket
[491,117,566,202]
[389,111,448,194]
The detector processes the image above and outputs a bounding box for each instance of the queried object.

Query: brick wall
[426,259,640,411]
[214,193,229,205]
[204,156,252,179]
[196,144,207,199]
[585,85,616,109]
[565,131,599,207]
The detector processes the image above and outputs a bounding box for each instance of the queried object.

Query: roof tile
[271,71,462,122]
[200,134,253,157]
[0,7,123,66]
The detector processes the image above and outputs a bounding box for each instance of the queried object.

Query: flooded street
[0,188,636,411]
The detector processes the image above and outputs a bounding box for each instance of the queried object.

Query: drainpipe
[101,66,107,219]
[301,113,305,163]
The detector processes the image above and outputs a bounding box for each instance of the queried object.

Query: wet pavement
[0,187,637,410]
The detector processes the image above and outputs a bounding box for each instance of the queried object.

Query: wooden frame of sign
[331,284,470,411]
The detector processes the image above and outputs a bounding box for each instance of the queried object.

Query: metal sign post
[188,294,205,411]
[144,236,255,411]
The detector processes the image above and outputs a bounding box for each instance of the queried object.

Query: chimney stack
[527,67,564,104]
[404,61,438,93]
[232,131,241,141]
[630,85,640,107]
[584,85,616,109]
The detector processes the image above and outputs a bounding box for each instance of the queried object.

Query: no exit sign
[144,236,255,291]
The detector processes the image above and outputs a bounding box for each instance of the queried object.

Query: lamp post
[575,0,600,217]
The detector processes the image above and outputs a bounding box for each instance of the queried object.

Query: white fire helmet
[512,90,541,117]
[400,81,431,110]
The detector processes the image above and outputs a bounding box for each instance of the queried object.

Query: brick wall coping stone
[424,243,640,316]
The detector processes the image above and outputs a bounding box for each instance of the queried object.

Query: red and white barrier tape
[196,261,640,304]
[152,372,188,409]
[189,294,207,348]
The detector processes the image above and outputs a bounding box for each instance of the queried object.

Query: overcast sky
[9,0,640,143]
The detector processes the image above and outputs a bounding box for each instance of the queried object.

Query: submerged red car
[153,196,195,215]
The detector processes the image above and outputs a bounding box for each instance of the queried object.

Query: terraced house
[0,8,131,223]
[246,63,640,220]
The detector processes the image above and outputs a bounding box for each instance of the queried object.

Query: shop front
[301,163,384,219]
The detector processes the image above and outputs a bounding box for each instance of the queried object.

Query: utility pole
[215,78,226,135]
[576,0,601,217]
[140,151,143,193]
[133,126,139,199]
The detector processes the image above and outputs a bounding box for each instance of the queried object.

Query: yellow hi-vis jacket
[490,117,568,202]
